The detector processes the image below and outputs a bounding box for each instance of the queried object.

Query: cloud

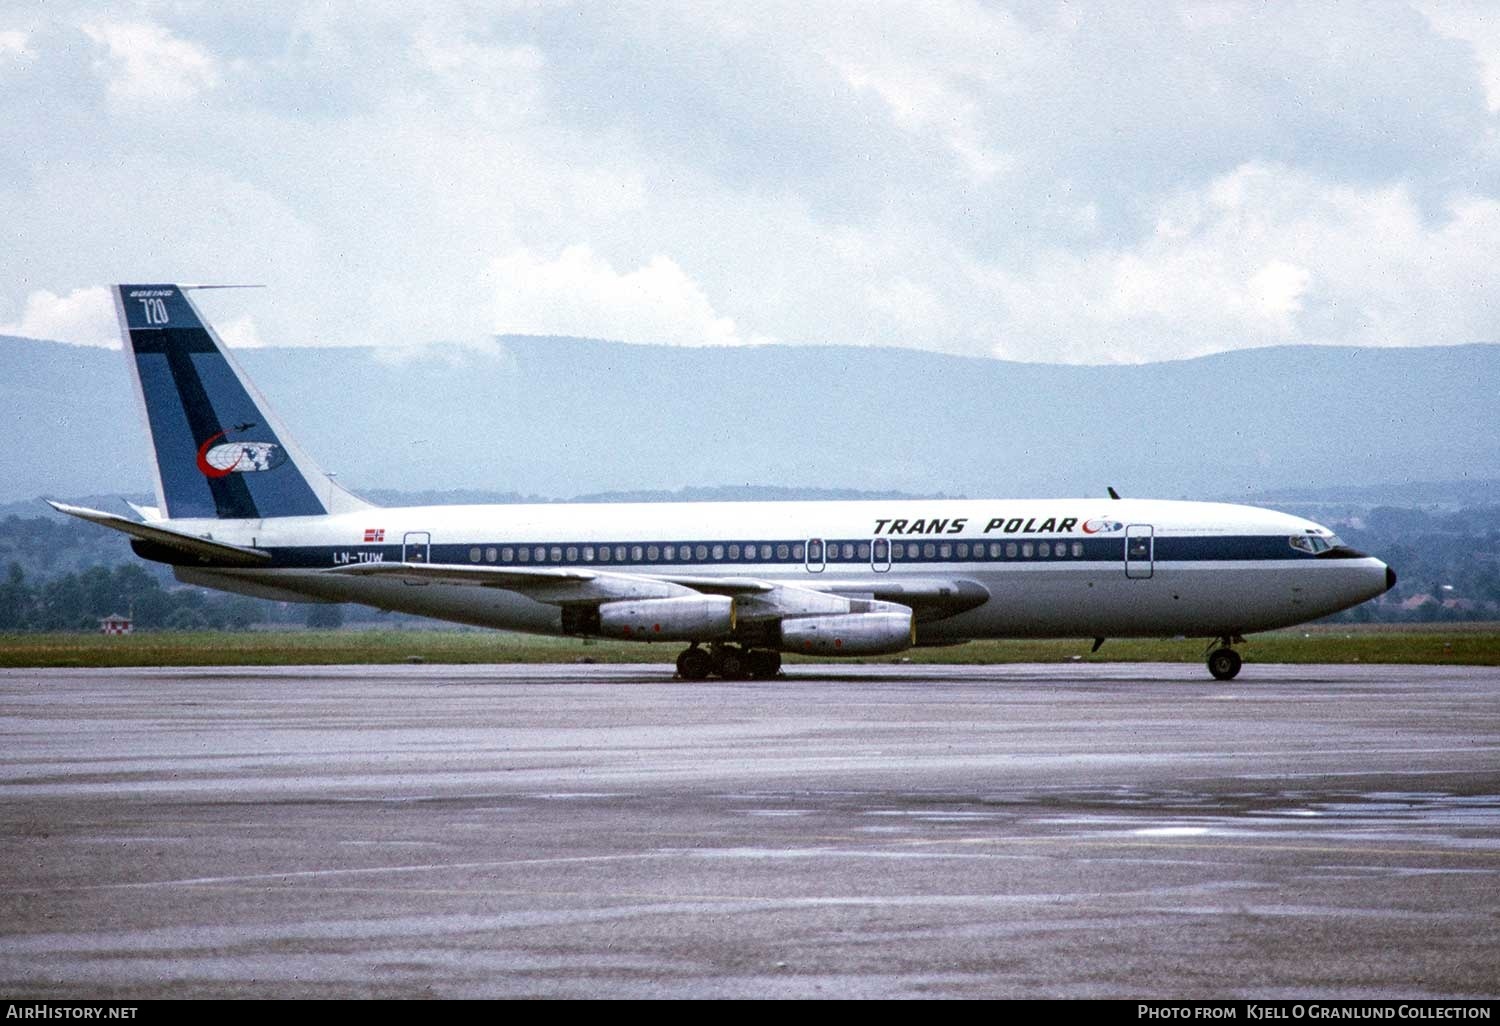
[490,245,770,347]
[1,286,118,348]
[81,20,219,104]
[1421,1,1500,113]
[976,163,1500,362]
[818,1,1032,184]
[214,314,267,349]
[3,3,1500,366]
[0,30,36,61]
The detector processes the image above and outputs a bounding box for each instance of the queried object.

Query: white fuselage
[168,497,1392,643]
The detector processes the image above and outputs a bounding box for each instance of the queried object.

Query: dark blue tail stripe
[121,285,326,520]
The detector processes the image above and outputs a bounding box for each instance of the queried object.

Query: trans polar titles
[51,284,1396,680]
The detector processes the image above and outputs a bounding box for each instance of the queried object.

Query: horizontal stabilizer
[46,501,272,565]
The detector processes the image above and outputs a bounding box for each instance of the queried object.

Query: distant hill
[5,334,1498,504]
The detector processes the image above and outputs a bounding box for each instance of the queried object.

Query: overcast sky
[4,1,1500,363]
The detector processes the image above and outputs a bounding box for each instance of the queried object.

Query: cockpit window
[1288,532,1340,554]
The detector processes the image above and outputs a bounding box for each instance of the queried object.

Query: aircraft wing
[46,501,272,566]
[327,561,700,604]
[329,562,985,621]
[801,577,990,621]
[658,574,989,621]
[329,562,598,587]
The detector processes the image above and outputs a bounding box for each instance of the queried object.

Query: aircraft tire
[1207,648,1243,681]
[677,646,712,681]
[713,647,748,680]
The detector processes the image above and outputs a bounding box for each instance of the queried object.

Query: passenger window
[681,545,692,560]
[1072,541,1083,557]
[582,546,594,561]
[777,544,790,559]
[517,547,529,563]
[843,543,854,560]
[566,546,578,562]
[550,547,562,562]
[647,545,659,560]
[957,543,969,558]
[501,547,513,562]
[809,540,823,560]
[939,543,951,558]
[858,543,871,560]
[615,546,627,561]
[1006,543,1018,558]
[486,547,498,562]
[598,546,610,562]
[631,545,643,561]
[923,542,936,558]
[1039,542,1050,557]
[728,544,740,559]
[663,546,675,561]
[711,545,722,560]
[1022,543,1034,558]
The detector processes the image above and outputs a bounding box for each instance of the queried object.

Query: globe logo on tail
[195,422,287,478]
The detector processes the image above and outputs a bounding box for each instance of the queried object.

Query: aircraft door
[1125,524,1154,579]
[871,537,892,573]
[403,531,431,585]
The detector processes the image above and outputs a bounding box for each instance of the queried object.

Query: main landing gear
[676,644,782,681]
[1205,636,1245,681]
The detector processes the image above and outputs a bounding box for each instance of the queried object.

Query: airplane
[49,283,1397,681]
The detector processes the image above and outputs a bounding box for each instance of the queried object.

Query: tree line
[0,561,277,631]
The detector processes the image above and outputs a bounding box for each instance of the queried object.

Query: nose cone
[1385,564,1398,593]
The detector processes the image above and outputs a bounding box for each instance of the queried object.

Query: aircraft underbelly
[922,559,1389,639]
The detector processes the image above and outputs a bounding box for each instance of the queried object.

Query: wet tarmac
[1,663,1497,998]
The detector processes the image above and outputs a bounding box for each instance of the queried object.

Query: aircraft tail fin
[114,284,372,520]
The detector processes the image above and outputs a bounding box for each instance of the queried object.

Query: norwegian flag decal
[363,528,385,543]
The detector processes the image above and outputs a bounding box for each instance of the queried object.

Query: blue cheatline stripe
[137,534,1329,569]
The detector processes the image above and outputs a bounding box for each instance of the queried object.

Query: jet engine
[598,595,736,640]
[777,610,915,656]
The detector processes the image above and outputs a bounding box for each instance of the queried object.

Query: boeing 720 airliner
[51,284,1397,680]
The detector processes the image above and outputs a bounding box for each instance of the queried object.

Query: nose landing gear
[1205,636,1245,680]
